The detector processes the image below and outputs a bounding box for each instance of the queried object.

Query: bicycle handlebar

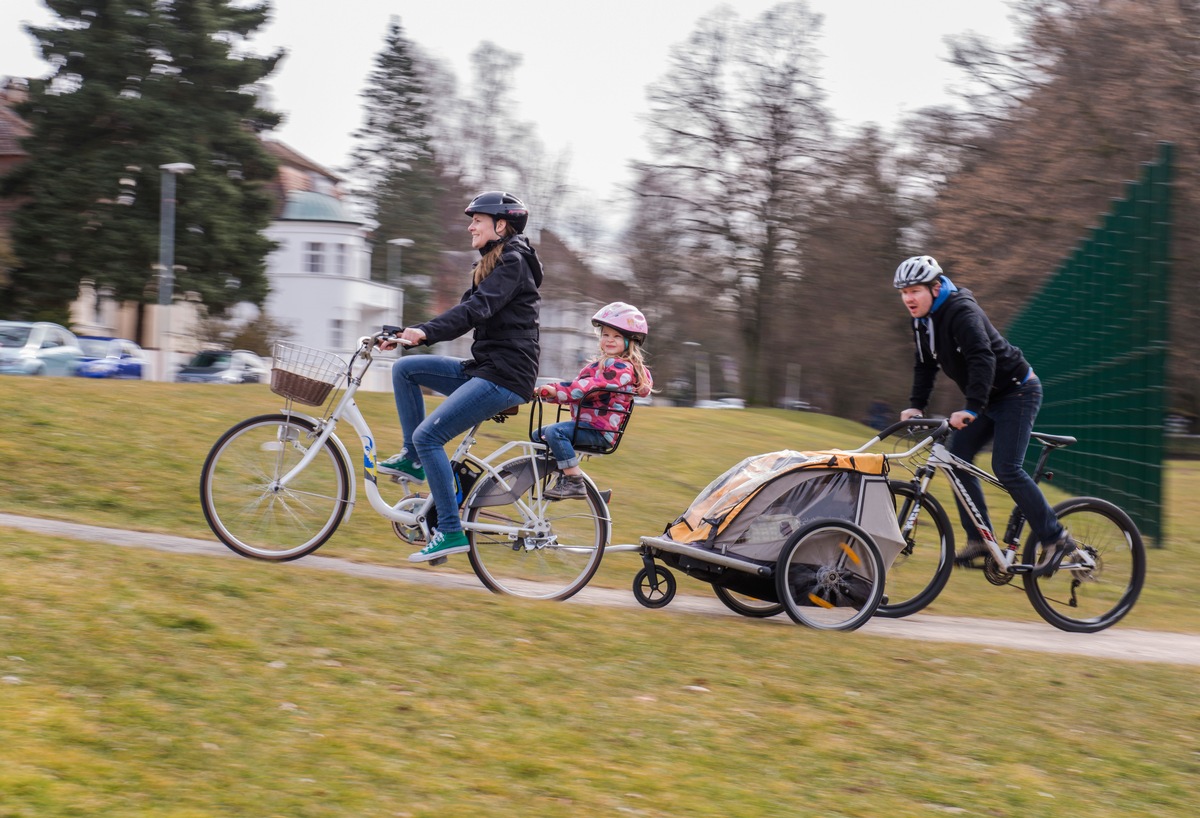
[357,326,415,351]
[874,417,951,442]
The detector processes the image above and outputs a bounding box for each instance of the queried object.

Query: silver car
[175,349,270,384]
[0,321,83,376]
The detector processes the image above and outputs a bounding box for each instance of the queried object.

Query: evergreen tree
[349,16,441,323]
[1,0,282,321]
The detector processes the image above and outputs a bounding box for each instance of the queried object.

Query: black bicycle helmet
[893,255,943,289]
[464,191,529,234]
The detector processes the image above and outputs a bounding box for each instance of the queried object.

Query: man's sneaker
[378,453,425,481]
[544,473,588,500]
[955,539,989,567]
[408,529,469,563]
[1033,530,1077,577]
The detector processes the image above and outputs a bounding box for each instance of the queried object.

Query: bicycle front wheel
[465,457,609,601]
[1022,497,1145,633]
[876,480,955,618]
[775,519,886,631]
[200,414,350,561]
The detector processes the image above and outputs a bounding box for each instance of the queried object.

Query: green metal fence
[1006,142,1172,545]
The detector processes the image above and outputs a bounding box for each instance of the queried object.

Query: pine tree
[0,0,282,320]
[349,16,441,323]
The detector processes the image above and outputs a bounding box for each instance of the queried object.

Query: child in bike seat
[533,302,653,500]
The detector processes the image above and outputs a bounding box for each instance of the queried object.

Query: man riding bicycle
[893,255,1074,577]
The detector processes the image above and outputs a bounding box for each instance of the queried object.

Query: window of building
[336,243,347,276]
[305,242,325,273]
[330,318,344,350]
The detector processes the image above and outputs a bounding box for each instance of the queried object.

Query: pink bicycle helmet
[592,302,648,344]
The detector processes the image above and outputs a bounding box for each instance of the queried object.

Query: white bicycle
[199,330,612,600]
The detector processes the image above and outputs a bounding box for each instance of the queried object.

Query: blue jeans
[391,355,524,533]
[533,420,610,469]
[947,376,1064,545]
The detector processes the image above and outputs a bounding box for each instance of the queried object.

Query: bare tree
[441,41,572,233]
[927,0,1200,411]
[638,1,833,405]
[797,126,915,419]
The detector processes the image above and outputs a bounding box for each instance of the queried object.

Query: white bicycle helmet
[893,255,943,289]
[591,302,648,344]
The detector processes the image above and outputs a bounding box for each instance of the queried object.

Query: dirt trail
[4,512,1196,667]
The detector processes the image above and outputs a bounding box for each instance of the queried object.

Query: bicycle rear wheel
[775,519,886,631]
[1022,497,1145,633]
[876,480,955,618]
[465,457,609,600]
[200,414,350,561]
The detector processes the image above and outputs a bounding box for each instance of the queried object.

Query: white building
[262,188,400,391]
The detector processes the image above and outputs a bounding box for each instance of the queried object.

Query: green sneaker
[408,529,470,563]
[378,452,425,481]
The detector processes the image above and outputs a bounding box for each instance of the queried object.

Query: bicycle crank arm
[1009,558,1092,576]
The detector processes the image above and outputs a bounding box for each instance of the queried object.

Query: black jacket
[416,235,544,399]
[909,287,1031,415]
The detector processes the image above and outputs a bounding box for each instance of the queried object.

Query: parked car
[0,321,83,376]
[695,398,746,409]
[175,349,270,384]
[779,398,823,413]
[76,336,148,379]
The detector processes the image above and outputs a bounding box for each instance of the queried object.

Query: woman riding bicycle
[893,255,1074,577]
[378,191,543,562]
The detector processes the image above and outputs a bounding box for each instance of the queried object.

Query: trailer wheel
[633,565,676,608]
[775,518,885,631]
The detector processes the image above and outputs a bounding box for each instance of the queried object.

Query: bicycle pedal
[1009,564,1034,575]
[427,556,449,567]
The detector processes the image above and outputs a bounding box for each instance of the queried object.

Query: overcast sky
[1,0,1018,203]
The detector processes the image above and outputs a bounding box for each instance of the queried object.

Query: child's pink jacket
[542,357,653,434]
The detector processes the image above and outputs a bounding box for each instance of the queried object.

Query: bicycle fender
[466,457,539,508]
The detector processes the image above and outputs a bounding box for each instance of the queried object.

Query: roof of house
[262,139,342,183]
[0,105,31,157]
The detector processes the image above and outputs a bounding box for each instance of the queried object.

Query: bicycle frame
[270,336,563,543]
[889,429,1096,576]
[924,442,1025,571]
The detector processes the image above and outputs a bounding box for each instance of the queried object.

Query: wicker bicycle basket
[270,342,349,407]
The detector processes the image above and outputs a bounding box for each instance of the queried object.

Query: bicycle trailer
[633,449,906,630]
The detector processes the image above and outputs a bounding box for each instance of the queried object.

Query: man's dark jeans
[947,376,1064,546]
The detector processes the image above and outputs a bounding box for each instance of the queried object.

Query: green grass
[3,378,1200,816]
[3,530,1198,817]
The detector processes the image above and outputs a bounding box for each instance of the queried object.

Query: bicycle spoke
[1023,498,1145,632]
[201,415,350,561]
[467,457,608,600]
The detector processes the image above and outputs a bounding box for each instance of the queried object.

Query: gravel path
[4,512,1196,667]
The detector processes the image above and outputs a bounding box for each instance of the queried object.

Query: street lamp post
[682,340,709,406]
[157,162,194,381]
[387,237,413,324]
